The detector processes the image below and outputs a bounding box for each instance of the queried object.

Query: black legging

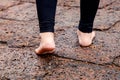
[36,0,100,33]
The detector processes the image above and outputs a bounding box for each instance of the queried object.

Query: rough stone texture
[0,0,20,11]
[43,60,120,80]
[56,0,120,31]
[110,22,120,67]
[54,26,120,64]
[56,6,80,27]
[58,0,80,7]
[0,47,120,80]
[0,19,40,47]
[0,20,119,64]
[0,3,37,21]
[99,0,116,9]
[0,0,120,79]
[20,0,35,3]
[0,47,46,79]
[109,21,120,33]
[0,0,119,30]
[94,0,120,30]
[0,19,15,42]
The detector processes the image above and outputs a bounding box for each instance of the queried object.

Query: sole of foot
[77,29,95,47]
[35,32,55,55]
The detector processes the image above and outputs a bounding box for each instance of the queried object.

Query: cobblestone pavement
[0,0,120,80]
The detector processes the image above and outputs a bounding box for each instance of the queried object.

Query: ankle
[40,32,54,41]
[77,29,95,46]
[40,32,54,38]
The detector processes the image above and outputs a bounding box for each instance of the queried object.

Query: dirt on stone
[0,0,120,80]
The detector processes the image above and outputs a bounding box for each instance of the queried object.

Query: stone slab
[99,0,116,9]
[0,0,20,11]
[1,21,119,64]
[0,3,37,21]
[58,0,116,8]
[0,47,46,79]
[56,4,120,31]
[0,0,120,79]
[56,6,80,27]
[54,26,120,64]
[94,2,120,30]
[0,47,120,80]
[109,22,120,67]
[19,0,35,3]
[58,0,80,7]
[108,21,120,33]
[0,19,15,42]
[0,19,40,47]
[43,58,120,80]
[0,0,119,30]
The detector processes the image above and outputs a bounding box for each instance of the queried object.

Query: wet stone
[54,26,120,64]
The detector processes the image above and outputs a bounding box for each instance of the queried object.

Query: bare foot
[77,29,95,47]
[35,32,55,55]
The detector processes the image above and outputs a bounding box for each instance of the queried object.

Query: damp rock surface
[0,0,120,80]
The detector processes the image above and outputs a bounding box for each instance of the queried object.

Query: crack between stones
[51,54,120,68]
[7,43,114,68]
[40,54,120,79]
[36,72,49,79]
[99,1,116,9]
[93,27,111,32]
[0,17,37,22]
[0,2,37,22]
[7,34,120,68]
[112,55,120,67]
[7,45,120,69]
[94,20,120,32]
[0,1,36,12]
[59,1,116,9]
[0,1,22,11]
[112,20,120,27]
[0,41,7,44]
